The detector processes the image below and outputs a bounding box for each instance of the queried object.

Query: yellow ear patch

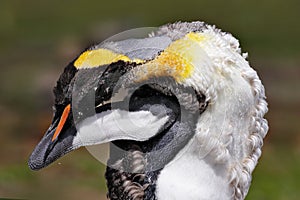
[74,48,144,68]
[74,32,206,82]
[134,32,206,82]
[186,32,206,43]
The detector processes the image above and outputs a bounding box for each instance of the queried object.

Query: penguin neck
[155,136,232,200]
[105,119,197,200]
[105,109,198,200]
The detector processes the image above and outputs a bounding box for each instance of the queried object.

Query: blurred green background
[0,0,299,199]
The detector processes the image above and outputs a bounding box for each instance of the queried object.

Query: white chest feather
[156,140,232,200]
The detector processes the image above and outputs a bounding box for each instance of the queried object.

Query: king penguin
[28,21,268,200]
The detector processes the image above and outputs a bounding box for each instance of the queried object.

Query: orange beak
[51,104,71,142]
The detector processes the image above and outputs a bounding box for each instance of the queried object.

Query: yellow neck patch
[74,48,144,68]
[135,32,206,82]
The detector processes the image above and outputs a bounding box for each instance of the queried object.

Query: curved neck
[105,111,198,200]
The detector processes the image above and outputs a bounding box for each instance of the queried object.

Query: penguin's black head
[28,31,208,171]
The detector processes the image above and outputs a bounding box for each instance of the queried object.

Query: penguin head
[28,24,212,170]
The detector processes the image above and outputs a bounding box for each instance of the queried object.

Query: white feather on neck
[156,71,251,200]
[156,26,268,200]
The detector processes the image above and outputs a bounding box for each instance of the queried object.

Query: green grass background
[0,0,299,199]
